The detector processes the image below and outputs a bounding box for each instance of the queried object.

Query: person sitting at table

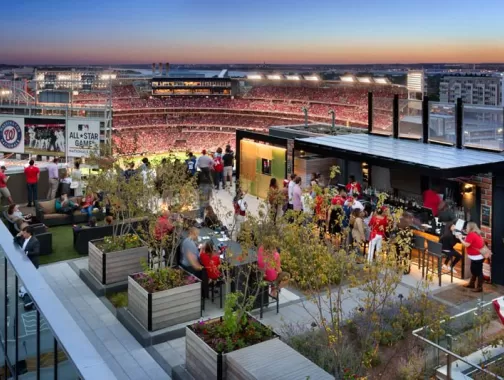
[367,207,388,263]
[199,241,221,281]
[55,193,78,215]
[439,222,462,274]
[203,206,222,229]
[7,204,32,225]
[257,240,289,297]
[180,227,204,277]
[458,222,485,292]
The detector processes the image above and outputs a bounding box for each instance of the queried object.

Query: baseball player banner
[24,118,66,156]
[67,119,100,157]
[0,116,25,154]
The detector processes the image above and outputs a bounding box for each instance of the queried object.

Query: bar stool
[259,282,280,319]
[426,240,452,286]
[413,236,426,278]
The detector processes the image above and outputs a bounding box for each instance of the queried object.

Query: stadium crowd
[112,129,234,155]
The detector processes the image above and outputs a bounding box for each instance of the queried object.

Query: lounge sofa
[35,198,103,227]
[73,217,148,255]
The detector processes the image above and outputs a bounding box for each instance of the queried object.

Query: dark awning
[296,134,504,176]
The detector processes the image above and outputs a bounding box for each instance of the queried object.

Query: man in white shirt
[287,173,296,210]
[196,150,213,170]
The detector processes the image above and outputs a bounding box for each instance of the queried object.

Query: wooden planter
[128,273,201,331]
[88,240,149,285]
[185,317,278,380]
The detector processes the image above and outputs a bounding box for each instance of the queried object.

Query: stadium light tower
[302,107,308,129]
[328,109,335,133]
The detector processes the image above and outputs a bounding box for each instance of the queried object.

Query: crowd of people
[112,129,235,155]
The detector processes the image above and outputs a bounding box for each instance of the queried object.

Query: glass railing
[399,99,422,139]
[463,105,504,152]
[429,102,456,145]
[372,97,393,135]
[413,299,504,379]
[0,223,116,380]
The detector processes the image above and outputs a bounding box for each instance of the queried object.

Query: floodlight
[286,75,301,80]
[374,78,389,85]
[57,75,71,81]
[340,76,355,83]
[357,77,372,83]
[267,75,282,80]
[304,75,319,81]
[247,74,263,80]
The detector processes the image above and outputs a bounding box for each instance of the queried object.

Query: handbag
[480,245,493,259]
[70,181,79,189]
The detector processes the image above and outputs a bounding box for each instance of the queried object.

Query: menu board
[481,205,491,227]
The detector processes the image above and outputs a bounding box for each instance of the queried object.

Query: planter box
[88,240,149,285]
[128,273,201,331]
[185,317,278,380]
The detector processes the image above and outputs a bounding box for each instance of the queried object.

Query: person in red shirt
[24,160,40,207]
[458,222,485,292]
[346,175,362,198]
[199,241,221,281]
[423,188,441,217]
[154,208,174,241]
[0,166,13,205]
[367,207,389,262]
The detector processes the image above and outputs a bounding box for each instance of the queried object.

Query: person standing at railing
[24,160,40,207]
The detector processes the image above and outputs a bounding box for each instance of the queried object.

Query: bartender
[346,175,362,198]
[423,187,441,217]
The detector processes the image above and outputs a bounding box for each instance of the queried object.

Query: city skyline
[2,0,504,65]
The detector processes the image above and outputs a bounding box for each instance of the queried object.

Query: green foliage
[191,293,274,353]
[107,291,128,308]
[133,265,198,293]
[97,234,143,253]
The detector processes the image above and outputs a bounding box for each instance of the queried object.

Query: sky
[2,0,504,65]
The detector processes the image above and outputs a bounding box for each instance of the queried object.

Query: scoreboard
[151,77,236,96]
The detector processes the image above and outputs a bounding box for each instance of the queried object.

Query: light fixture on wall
[463,184,473,193]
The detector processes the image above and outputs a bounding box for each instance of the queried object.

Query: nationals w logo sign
[0,119,22,150]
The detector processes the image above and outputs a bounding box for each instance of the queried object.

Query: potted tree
[185,198,280,379]
[86,154,151,285]
[127,157,202,331]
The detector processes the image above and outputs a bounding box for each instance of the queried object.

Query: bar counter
[411,229,470,280]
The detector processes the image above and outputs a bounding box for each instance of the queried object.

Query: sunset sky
[2,0,504,65]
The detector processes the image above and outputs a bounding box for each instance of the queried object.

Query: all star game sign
[67,119,100,157]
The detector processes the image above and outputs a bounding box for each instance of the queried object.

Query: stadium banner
[0,116,25,154]
[67,119,100,157]
[25,118,66,157]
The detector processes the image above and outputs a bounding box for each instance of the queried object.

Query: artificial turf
[39,225,81,265]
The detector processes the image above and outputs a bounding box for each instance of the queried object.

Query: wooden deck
[226,338,334,380]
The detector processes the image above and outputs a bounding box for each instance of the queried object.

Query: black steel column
[393,94,399,138]
[235,131,241,181]
[456,97,463,149]
[422,95,429,144]
[367,92,373,133]
[53,338,58,380]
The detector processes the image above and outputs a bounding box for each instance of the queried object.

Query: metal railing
[413,299,504,379]
[0,223,116,379]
